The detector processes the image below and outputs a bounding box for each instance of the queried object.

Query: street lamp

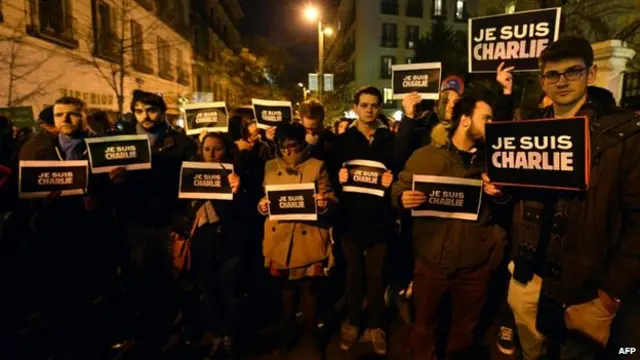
[303,4,333,102]
[298,82,307,101]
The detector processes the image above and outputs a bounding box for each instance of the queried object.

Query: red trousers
[412,261,492,360]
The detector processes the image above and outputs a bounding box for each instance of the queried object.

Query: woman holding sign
[175,132,244,359]
[257,122,336,357]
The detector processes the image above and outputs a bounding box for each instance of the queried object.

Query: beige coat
[260,157,336,270]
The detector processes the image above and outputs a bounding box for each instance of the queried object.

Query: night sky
[237,0,339,90]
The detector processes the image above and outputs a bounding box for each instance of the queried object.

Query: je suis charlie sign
[485,116,590,191]
[342,160,387,197]
[392,62,442,100]
[85,135,152,174]
[411,175,484,221]
[468,8,562,73]
[178,162,234,200]
[265,183,317,221]
[182,102,228,135]
[252,99,293,129]
[19,160,89,198]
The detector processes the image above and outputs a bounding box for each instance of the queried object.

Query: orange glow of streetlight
[323,27,334,36]
[304,5,319,22]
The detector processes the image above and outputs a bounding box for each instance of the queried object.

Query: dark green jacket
[391,142,507,275]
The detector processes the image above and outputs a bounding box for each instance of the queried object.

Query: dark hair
[130,89,167,113]
[539,36,594,70]
[354,86,383,105]
[228,106,255,141]
[448,93,490,137]
[334,117,352,133]
[88,110,112,134]
[38,106,54,125]
[54,96,86,110]
[275,122,306,155]
[298,98,325,123]
[199,132,231,160]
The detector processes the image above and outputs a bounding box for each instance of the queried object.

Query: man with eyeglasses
[488,36,640,359]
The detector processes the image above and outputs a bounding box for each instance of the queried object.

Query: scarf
[58,133,85,160]
[136,123,165,147]
[194,200,220,227]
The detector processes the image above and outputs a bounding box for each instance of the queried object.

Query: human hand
[481,173,502,197]
[265,126,276,141]
[258,197,270,213]
[402,92,422,119]
[228,173,240,193]
[109,167,127,184]
[338,168,349,184]
[381,170,393,188]
[496,62,515,95]
[401,190,427,209]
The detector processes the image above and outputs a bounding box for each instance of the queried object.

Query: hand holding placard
[481,173,502,196]
[496,62,515,95]
[401,190,427,209]
[402,92,422,119]
[259,197,270,213]
[338,168,348,184]
[314,193,328,209]
[228,172,240,194]
[381,171,393,188]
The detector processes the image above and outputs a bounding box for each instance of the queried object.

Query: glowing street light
[298,82,304,88]
[304,5,319,22]
[323,27,334,36]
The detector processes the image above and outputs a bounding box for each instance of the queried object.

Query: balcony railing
[381,37,398,48]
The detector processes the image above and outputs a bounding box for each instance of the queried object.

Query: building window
[381,23,397,48]
[432,0,446,18]
[381,0,398,15]
[381,56,395,79]
[131,20,153,74]
[406,25,419,49]
[176,49,189,86]
[383,88,394,105]
[157,36,173,80]
[455,0,467,21]
[406,0,423,17]
[406,57,414,64]
[27,0,78,49]
[505,1,516,13]
[94,1,118,61]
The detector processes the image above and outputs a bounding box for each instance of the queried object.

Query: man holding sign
[488,37,640,359]
[391,93,508,360]
[15,96,112,351]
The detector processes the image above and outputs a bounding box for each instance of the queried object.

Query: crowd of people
[1,35,639,360]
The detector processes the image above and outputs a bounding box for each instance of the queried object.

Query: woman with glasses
[257,122,336,358]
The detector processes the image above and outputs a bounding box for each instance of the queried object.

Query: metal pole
[318,20,324,102]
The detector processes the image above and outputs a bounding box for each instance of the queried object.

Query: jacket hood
[430,122,451,148]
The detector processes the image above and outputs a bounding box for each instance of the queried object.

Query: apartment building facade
[0,0,194,118]
[190,0,244,107]
[326,0,479,114]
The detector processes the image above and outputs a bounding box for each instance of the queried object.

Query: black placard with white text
[85,135,152,174]
[19,160,88,199]
[468,8,561,73]
[178,162,234,200]
[343,160,387,197]
[485,117,590,190]
[252,99,293,129]
[266,183,317,221]
[182,102,228,135]
[412,175,484,220]
[392,62,442,100]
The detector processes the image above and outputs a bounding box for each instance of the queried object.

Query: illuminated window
[455,0,466,21]
[433,0,445,17]
[384,88,394,104]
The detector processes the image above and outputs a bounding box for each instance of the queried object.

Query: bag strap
[189,212,201,239]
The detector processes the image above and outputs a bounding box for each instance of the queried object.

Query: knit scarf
[136,123,165,147]
[58,133,85,160]
[512,197,570,341]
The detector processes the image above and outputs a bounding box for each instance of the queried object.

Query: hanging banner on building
[342,160,387,197]
[485,116,590,191]
[392,62,442,100]
[265,183,317,221]
[182,102,228,135]
[0,106,35,127]
[411,175,484,221]
[19,160,88,199]
[468,7,562,73]
[85,135,152,174]
[178,162,234,200]
[252,99,293,129]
